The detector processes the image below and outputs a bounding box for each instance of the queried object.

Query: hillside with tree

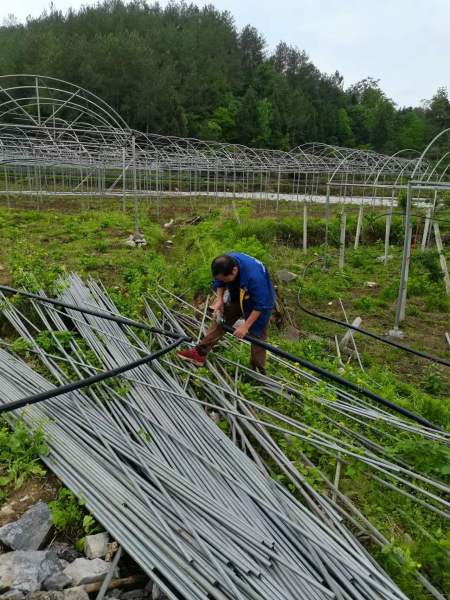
[0,0,449,151]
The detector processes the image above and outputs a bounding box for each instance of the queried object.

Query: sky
[3,0,449,107]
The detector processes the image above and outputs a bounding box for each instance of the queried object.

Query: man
[177,252,275,373]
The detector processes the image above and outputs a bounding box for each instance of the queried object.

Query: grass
[0,196,449,597]
[0,417,48,501]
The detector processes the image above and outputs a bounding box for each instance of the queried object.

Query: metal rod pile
[149,289,450,521]
[0,275,417,599]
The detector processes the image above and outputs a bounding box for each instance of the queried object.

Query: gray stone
[387,328,405,339]
[28,589,88,600]
[42,572,72,591]
[121,590,147,600]
[276,269,297,283]
[285,325,300,341]
[0,550,60,594]
[63,587,90,600]
[0,591,25,600]
[104,591,121,600]
[63,558,115,586]
[47,543,81,564]
[151,584,162,600]
[27,592,61,600]
[84,533,109,560]
[208,411,220,424]
[0,502,52,551]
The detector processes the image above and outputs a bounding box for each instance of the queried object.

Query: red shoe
[176,347,206,367]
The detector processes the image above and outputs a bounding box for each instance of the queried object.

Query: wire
[0,338,184,416]
[220,323,444,432]
[0,284,191,414]
[0,284,184,340]
[296,290,450,368]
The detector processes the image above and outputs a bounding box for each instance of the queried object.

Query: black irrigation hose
[0,337,185,416]
[296,292,450,368]
[0,284,191,415]
[221,323,444,431]
[0,285,182,340]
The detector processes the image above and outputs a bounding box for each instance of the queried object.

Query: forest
[1,0,450,152]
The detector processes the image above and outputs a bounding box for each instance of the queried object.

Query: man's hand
[233,323,249,339]
[211,299,224,318]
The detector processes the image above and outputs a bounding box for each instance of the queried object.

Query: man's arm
[234,309,261,339]
[211,287,225,315]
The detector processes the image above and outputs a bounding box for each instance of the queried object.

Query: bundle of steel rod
[145,290,450,600]
[0,275,414,600]
[148,289,450,526]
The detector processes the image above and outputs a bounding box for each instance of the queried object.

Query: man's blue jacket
[212,252,275,336]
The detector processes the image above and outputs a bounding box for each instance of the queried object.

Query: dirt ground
[0,473,60,528]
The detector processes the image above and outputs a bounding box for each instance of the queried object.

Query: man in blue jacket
[177,252,275,373]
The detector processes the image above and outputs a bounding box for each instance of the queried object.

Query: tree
[0,0,435,151]
[235,87,260,145]
[337,108,354,146]
[238,25,265,87]
[427,87,450,134]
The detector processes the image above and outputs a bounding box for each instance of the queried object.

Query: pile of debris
[0,502,161,600]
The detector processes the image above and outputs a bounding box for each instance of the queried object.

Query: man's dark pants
[196,301,269,373]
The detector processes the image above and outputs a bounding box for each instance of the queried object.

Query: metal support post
[393,180,413,332]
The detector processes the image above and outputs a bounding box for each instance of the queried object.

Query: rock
[63,558,116,586]
[364,281,378,288]
[152,584,162,600]
[276,269,297,283]
[208,411,220,425]
[84,533,109,560]
[63,587,90,600]
[28,592,61,600]
[0,591,25,600]
[132,232,147,247]
[121,591,147,600]
[0,502,52,551]
[47,544,81,564]
[164,240,174,246]
[387,328,405,339]
[104,590,121,599]
[285,325,300,341]
[104,541,118,563]
[28,588,88,600]
[42,572,72,591]
[0,550,60,594]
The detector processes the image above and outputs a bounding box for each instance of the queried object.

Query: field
[0,196,449,598]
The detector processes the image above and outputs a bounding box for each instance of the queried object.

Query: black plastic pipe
[0,285,182,340]
[0,337,185,415]
[221,323,444,431]
[296,296,450,368]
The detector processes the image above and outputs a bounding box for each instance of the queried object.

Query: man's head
[211,255,239,283]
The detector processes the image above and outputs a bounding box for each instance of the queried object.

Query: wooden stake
[421,207,431,251]
[339,210,346,271]
[433,221,450,294]
[84,575,147,594]
[384,204,392,265]
[354,205,363,249]
[303,203,308,254]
